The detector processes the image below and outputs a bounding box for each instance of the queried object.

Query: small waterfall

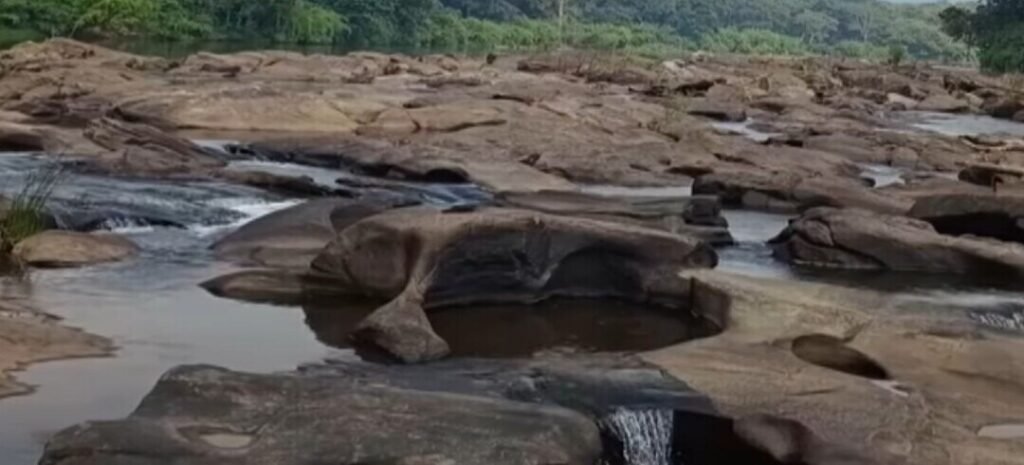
[601,408,674,465]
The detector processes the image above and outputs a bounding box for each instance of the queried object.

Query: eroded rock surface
[645,270,1024,465]
[39,363,603,465]
[769,207,1024,275]
[909,193,1024,244]
[39,355,876,465]
[310,206,718,361]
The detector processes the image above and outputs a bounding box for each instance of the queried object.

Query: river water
[2,112,1024,464]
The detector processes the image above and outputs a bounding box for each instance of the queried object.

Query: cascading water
[600,408,675,465]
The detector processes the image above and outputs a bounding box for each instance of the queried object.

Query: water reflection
[303,298,718,359]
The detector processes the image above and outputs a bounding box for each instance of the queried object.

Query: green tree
[941,0,1024,72]
[791,10,837,44]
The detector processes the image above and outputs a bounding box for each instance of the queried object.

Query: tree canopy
[0,0,969,62]
[942,0,1024,72]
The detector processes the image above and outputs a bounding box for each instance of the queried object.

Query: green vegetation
[0,164,63,252]
[941,0,1024,72]
[0,0,969,62]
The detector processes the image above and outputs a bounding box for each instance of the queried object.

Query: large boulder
[13,231,139,268]
[39,364,604,465]
[310,207,718,362]
[769,207,1024,275]
[211,198,404,268]
[39,355,877,465]
[909,193,1024,244]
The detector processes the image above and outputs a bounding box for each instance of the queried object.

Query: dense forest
[0,0,969,62]
[941,0,1024,72]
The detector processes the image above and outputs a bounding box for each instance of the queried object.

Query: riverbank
[1,38,1024,465]
[0,295,111,400]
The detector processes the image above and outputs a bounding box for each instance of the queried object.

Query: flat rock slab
[39,364,603,465]
[770,207,1024,276]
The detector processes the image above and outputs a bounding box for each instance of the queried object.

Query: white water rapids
[601,408,675,465]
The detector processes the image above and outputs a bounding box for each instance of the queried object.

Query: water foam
[190,198,302,236]
[601,408,674,465]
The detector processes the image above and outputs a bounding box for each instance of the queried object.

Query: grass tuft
[1,163,64,252]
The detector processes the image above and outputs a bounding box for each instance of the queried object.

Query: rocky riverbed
[2,39,1024,465]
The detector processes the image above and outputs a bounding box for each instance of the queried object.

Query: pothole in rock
[303,298,720,360]
[600,409,788,465]
[791,334,890,380]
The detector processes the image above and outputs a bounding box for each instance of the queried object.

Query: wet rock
[909,193,1024,244]
[215,169,340,197]
[212,198,401,268]
[311,207,717,362]
[200,269,355,304]
[916,93,969,113]
[14,231,139,268]
[770,207,1024,275]
[40,364,604,465]
[692,169,910,214]
[496,190,733,245]
[83,117,225,174]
